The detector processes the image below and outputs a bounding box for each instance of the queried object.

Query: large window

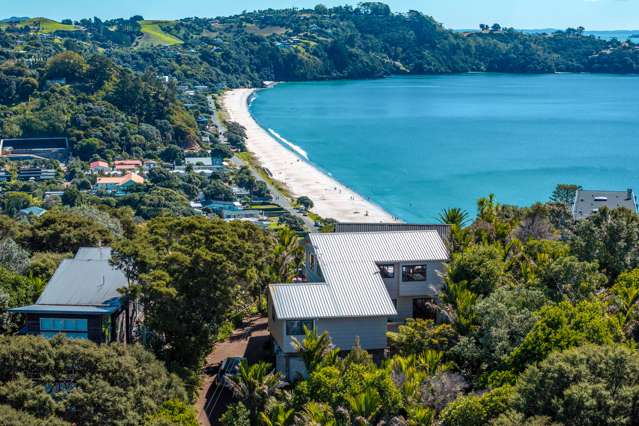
[286,319,314,336]
[402,264,427,282]
[378,264,395,279]
[40,318,88,340]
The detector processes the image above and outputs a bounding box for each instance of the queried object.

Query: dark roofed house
[572,188,638,220]
[0,137,69,161]
[9,247,137,344]
[17,167,57,181]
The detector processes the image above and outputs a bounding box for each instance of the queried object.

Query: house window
[40,318,88,340]
[402,265,427,282]
[286,319,314,336]
[378,264,395,279]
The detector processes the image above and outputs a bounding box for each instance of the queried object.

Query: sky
[0,0,638,30]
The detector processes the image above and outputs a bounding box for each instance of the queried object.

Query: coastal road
[229,156,316,231]
[207,95,226,144]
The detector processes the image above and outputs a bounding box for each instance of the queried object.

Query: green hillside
[0,17,78,33]
[138,20,183,46]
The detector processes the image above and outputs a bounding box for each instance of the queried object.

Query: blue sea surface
[249,74,639,222]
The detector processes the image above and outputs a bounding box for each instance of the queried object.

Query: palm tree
[437,207,469,227]
[345,388,383,425]
[296,402,337,426]
[225,361,287,424]
[290,326,338,373]
[259,403,295,426]
[272,227,302,282]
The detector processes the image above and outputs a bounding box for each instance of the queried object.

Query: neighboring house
[114,160,143,172]
[221,209,263,220]
[17,206,47,218]
[89,160,110,174]
[0,168,9,182]
[268,230,449,379]
[9,247,138,344]
[0,137,69,161]
[572,188,637,220]
[17,167,56,181]
[203,200,242,211]
[143,160,158,172]
[95,173,145,195]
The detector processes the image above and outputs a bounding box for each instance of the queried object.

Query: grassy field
[0,18,78,33]
[138,20,183,46]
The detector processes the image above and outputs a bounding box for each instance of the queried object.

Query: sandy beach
[223,88,399,223]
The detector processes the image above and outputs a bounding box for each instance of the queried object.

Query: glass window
[378,264,395,279]
[402,265,427,282]
[40,318,88,333]
[309,254,316,270]
[286,319,314,336]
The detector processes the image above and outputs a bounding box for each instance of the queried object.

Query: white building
[268,229,449,379]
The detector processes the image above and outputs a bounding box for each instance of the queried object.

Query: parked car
[217,356,245,386]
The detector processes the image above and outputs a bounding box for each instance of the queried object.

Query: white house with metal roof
[268,230,449,379]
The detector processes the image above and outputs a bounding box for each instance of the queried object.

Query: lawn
[138,20,183,46]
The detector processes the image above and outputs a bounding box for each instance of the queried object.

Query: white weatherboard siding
[316,317,387,351]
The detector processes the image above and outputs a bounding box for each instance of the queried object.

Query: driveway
[195,316,270,425]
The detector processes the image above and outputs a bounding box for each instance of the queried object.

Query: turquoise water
[249,74,639,222]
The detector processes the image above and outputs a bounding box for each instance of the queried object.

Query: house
[143,160,158,172]
[572,188,637,220]
[17,206,47,218]
[203,200,242,211]
[0,168,9,182]
[221,209,264,220]
[9,247,137,344]
[268,230,449,379]
[89,160,110,174]
[114,160,143,172]
[95,173,145,195]
[0,137,69,161]
[17,167,56,181]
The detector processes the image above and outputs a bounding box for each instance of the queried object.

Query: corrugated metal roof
[74,247,112,261]
[572,189,637,220]
[334,223,451,241]
[320,261,397,318]
[36,257,127,307]
[309,230,448,263]
[9,304,119,315]
[269,283,337,319]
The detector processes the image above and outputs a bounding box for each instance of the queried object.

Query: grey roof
[309,230,449,263]
[269,283,337,319]
[74,247,113,261]
[9,304,119,315]
[572,189,637,220]
[269,230,448,320]
[335,223,451,241]
[185,157,212,166]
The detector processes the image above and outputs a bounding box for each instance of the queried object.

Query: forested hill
[3,2,639,89]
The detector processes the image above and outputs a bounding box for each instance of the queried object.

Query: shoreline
[222,88,400,224]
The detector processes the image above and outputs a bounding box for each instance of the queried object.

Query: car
[216,356,245,386]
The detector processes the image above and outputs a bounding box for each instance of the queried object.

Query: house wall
[24,313,108,343]
[398,260,445,297]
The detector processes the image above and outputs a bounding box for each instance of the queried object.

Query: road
[196,316,270,425]
[229,156,316,231]
[207,95,226,145]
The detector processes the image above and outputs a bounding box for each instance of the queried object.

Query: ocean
[249,74,639,222]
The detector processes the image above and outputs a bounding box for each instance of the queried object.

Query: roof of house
[96,173,144,186]
[114,160,142,166]
[334,223,451,241]
[269,230,448,320]
[185,157,213,166]
[9,247,127,315]
[18,206,47,217]
[572,189,637,220]
[89,160,109,168]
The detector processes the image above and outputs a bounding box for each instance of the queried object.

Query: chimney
[627,188,633,201]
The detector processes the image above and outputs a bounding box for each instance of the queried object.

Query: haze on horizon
[0,0,637,31]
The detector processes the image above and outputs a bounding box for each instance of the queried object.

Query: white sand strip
[223,88,400,223]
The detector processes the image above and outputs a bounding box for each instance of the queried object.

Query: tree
[225,361,287,424]
[0,267,45,334]
[291,326,338,374]
[549,184,581,205]
[446,243,509,296]
[606,268,639,341]
[146,399,198,426]
[535,256,607,303]
[74,137,104,161]
[203,181,234,202]
[45,51,87,83]
[508,300,621,371]
[387,318,457,356]
[0,238,30,274]
[571,207,639,280]
[0,335,187,426]
[22,209,113,253]
[2,192,34,217]
[0,404,69,426]
[438,207,469,227]
[297,196,314,210]
[259,403,295,426]
[112,217,275,373]
[514,345,639,426]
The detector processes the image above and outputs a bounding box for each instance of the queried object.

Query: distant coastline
[223,88,400,224]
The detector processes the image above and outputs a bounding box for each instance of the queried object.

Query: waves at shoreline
[267,128,310,161]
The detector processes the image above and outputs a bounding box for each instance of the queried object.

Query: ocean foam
[268,128,310,160]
